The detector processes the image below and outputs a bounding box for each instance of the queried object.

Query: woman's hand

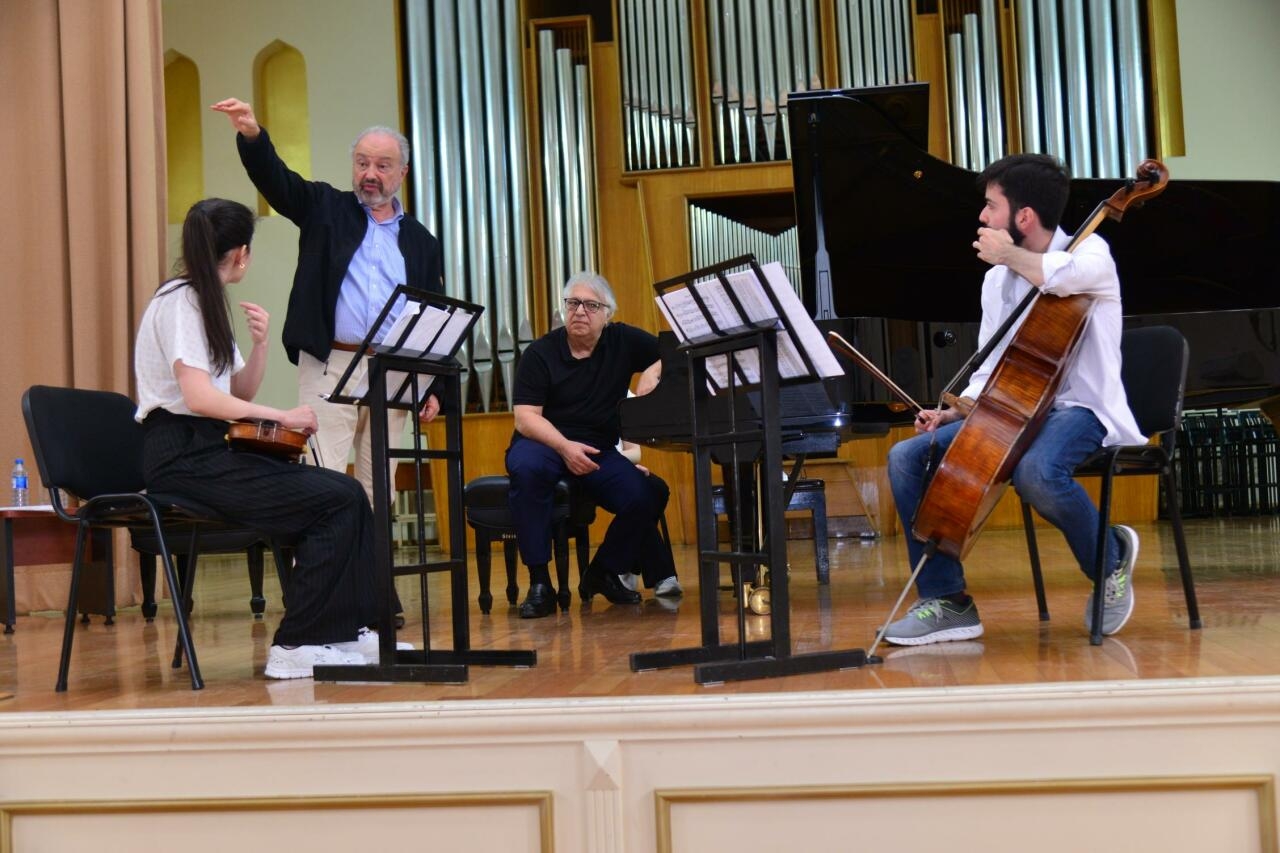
[279,405,319,435]
[240,302,269,346]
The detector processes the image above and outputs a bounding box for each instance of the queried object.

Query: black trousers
[143,411,379,646]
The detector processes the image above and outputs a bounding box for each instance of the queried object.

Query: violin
[911,159,1170,560]
[225,419,310,462]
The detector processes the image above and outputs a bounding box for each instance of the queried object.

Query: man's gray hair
[351,125,411,166]
[562,271,617,316]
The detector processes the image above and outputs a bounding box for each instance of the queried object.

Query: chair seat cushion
[465,476,571,530]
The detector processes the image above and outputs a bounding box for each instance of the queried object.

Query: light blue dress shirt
[333,197,408,345]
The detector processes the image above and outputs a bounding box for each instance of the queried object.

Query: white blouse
[134,279,244,422]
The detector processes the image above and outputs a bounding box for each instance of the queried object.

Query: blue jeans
[887,405,1120,599]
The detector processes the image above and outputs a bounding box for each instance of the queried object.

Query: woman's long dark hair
[166,198,256,374]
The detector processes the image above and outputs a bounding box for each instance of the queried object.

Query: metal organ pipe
[948,31,969,169]
[1089,0,1120,177]
[962,14,985,169]
[537,30,565,327]
[458,0,494,409]
[1116,0,1149,173]
[980,0,1004,164]
[1062,0,1093,176]
[1015,0,1040,154]
[480,0,515,408]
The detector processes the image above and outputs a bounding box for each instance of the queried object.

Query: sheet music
[348,303,478,405]
[657,261,844,392]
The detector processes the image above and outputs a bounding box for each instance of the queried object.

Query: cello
[911,159,1169,561]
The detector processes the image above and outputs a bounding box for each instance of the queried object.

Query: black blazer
[236,128,444,365]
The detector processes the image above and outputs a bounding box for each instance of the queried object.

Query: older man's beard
[355,177,392,207]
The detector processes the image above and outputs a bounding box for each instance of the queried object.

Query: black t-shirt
[511,323,661,449]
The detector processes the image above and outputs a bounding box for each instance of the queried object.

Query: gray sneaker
[1085,524,1138,636]
[883,597,984,646]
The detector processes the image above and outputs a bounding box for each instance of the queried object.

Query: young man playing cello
[884,153,1144,646]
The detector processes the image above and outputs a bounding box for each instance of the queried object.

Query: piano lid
[788,85,1280,322]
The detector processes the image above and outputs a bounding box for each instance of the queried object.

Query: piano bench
[463,475,574,614]
[710,478,830,584]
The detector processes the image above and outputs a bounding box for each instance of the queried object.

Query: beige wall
[2,678,1278,852]
[161,0,402,413]
[1167,0,1280,180]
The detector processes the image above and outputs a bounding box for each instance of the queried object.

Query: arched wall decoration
[163,50,203,224]
[252,40,312,217]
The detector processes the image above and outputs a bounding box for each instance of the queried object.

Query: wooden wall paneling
[1000,0,1024,154]
[911,4,952,160]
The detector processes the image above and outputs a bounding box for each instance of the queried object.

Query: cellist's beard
[1007,219,1026,247]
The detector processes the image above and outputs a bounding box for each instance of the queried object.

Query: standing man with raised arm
[212,98,444,506]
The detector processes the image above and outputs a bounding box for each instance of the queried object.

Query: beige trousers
[297,349,409,509]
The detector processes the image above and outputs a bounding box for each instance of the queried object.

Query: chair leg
[573,525,591,580]
[247,544,266,618]
[502,538,520,605]
[1090,468,1117,646]
[1022,500,1050,621]
[138,552,158,621]
[172,552,200,668]
[810,497,830,585]
[475,532,493,614]
[1164,467,1202,629]
[152,525,202,690]
[555,525,572,611]
[55,525,89,692]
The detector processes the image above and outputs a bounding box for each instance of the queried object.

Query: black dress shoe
[579,569,642,605]
[519,582,557,619]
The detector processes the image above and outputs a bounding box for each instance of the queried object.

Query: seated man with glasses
[506,272,678,618]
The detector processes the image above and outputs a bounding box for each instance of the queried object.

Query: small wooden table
[1,508,114,633]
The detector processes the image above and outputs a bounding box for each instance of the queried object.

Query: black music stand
[630,256,865,683]
[313,286,536,683]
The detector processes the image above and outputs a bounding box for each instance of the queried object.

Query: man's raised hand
[211,98,261,140]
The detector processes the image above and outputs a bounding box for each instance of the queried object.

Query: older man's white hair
[562,271,617,317]
[351,125,411,166]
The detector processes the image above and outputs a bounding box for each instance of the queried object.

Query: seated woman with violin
[134,197,392,679]
[883,154,1145,647]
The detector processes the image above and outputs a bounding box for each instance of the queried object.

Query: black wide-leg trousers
[142,411,379,647]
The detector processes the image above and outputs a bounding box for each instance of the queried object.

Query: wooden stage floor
[2,517,1278,712]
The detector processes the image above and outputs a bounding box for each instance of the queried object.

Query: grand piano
[622,83,1280,458]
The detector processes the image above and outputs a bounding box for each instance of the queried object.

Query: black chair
[463,475,573,613]
[21,385,266,690]
[1020,325,1202,645]
[131,531,289,621]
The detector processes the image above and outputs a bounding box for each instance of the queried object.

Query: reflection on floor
[2,517,1278,712]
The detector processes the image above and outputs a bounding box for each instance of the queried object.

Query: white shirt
[960,228,1145,447]
[134,279,244,422]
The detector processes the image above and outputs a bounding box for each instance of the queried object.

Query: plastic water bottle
[10,458,28,507]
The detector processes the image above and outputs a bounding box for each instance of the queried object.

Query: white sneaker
[265,644,365,679]
[331,627,415,662]
[654,576,683,597]
[619,573,640,592]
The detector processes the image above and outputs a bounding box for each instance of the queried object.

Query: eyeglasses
[564,297,607,315]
